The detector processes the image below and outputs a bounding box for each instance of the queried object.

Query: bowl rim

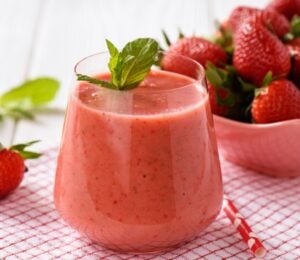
[213,115,300,129]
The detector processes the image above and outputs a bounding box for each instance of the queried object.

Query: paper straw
[223,196,266,258]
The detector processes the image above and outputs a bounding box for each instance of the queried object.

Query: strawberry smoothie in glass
[54,39,223,253]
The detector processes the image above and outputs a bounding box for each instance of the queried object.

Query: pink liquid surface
[54,70,223,252]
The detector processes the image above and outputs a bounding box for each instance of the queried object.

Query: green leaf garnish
[0,77,60,120]
[77,74,117,89]
[77,38,160,91]
[10,140,41,160]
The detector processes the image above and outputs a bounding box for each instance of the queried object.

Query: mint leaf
[77,38,160,91]
[0,78,59,108]
[76,74,117,89]
[5,108,35,120]
[106,39,119,57]
[115,38,160,90]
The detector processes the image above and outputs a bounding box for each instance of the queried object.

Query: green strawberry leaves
[206,62,236,107]
[10,140,41,160]
[77,38,160,91]
[284,15,300,40]
[0,78,60,120]
[291,15,300,38]
[213,21,234,56]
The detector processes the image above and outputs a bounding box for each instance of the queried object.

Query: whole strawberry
[228,6,290,38]
[266,0,300,20]
[233,13,291,86]
[251,79,300,123]
[286,38,300,86]
[162,36,227,78]
[0,141,40,199]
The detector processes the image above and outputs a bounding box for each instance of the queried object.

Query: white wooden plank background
[0,0,269,150]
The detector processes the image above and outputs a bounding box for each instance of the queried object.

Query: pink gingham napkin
[0,148,299,259]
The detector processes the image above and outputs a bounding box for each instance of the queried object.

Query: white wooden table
[0,0,268,150]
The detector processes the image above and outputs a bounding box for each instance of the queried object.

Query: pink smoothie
[54,70,223,252]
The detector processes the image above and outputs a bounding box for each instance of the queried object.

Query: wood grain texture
[0,0,41,145]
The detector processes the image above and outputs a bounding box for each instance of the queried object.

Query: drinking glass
[54,52,223,253]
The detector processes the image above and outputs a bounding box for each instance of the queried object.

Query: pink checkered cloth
[0,148,299,259]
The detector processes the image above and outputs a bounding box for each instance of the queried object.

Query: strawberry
[286,38,300,86]
[228,6,290,38]
[0,148,25,198]
[0,141,41,199]
[266,0,300,20]
[162,37,227,78]
[233,13,291,86]
[251,79,300,123]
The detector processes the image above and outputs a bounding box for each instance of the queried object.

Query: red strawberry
[266,0,300,20]
[286,38,300,86]
[162,37,227,78]
[0,148,25,198]
[0,141,41,199]
[251,79,300,123]
[228,6,290,37]
[233,13,291,86]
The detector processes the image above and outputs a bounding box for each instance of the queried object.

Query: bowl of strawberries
[161,0,300,177]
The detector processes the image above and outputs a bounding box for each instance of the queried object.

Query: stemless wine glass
[54,52,223,253]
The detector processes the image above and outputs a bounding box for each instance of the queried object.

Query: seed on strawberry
[251,79,300,123]
[229,6,290,38]
[233,13,291,86]
[286,38,300,86]
[266,0,300,20]
[162,36,227,78]
[0,141,41,199]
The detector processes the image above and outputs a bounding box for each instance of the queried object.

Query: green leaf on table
[0,77,59,108]
[0,77,59,120]
[77,38,160,91]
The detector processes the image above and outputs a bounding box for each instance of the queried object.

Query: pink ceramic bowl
[213,115,300,177]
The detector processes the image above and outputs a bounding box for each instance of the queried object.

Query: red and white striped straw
[223,196,266,258]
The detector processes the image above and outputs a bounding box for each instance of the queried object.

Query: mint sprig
[77,38,160,90]
[0,77,60,120]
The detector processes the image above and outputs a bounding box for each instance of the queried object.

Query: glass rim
[74,51,207,94]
